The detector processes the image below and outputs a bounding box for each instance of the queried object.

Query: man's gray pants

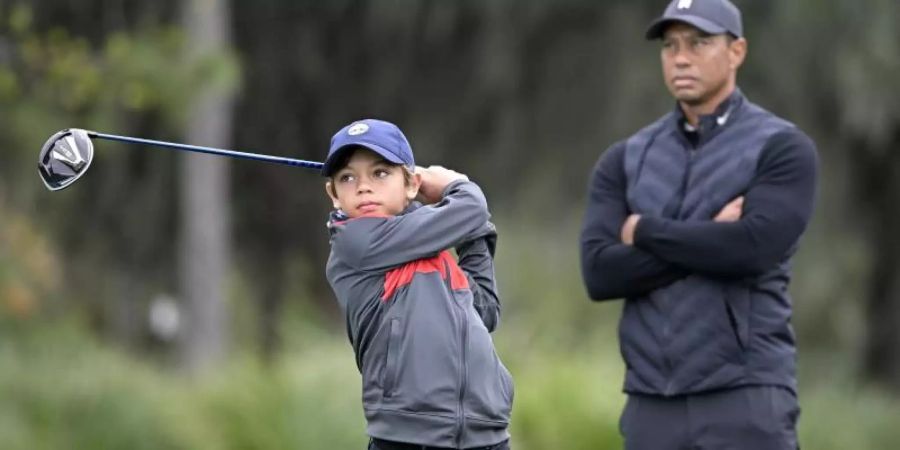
[619,385,800,450]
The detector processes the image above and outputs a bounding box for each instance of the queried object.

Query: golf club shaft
[88,131,324,170]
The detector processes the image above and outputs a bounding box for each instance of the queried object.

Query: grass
[3,317,899,450]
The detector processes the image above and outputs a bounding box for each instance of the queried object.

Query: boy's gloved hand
[416,165,469,204]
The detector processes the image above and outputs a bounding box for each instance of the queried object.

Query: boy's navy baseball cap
[645,0,743,40]
[322,119,415,177]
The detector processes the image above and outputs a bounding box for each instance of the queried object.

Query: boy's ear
[325,181,341,209]
[406,171,423,201]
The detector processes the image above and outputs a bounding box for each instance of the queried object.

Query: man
[579,0,817,449]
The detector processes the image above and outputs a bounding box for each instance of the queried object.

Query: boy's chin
[348,209,393,218]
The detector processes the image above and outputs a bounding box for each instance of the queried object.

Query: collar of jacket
[326,201,424,237]
[673,88,746,134]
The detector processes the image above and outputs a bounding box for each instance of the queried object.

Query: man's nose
[673,48,691,67]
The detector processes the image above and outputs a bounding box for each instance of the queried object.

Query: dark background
[2,1,899,448]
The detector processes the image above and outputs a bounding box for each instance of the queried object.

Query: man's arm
[633,129,819,276]
[580,142,688,301]
[456,225,501,332]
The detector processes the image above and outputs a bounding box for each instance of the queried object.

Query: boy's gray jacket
[326,180,513,449]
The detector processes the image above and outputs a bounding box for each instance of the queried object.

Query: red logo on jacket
[382,251,469,301]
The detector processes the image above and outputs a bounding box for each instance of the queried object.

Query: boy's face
[325,148,421,218]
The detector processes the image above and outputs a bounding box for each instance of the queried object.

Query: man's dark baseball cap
[322,119,415,177]
[645,0,743,40]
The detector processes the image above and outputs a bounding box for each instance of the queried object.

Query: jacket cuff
[634,215,665,249]
[441,179,472,197]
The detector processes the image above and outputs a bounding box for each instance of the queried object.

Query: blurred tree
[753,0,900,392]
[830,0,900,393]
[0,1,188,345]
[177,0,239,374]
[0,1,235,363]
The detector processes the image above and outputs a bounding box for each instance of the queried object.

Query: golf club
[38,128,324,191]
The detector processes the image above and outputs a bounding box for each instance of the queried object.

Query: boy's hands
[416,165,469,204]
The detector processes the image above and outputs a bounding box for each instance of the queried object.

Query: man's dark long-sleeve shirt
[580,127,818,301]
[581,89,818,396]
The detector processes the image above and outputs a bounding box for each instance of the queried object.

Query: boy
[322,119,513,450]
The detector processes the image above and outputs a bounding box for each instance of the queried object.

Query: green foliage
[799,382,900,450]
[198,351,366,449]
[0,4,240,201]
[0,3,243,341]
[3,319,900,449]
[0,196,62,320]
[1,3,238,124]
[493,215,622,351]
[0,319,366,450]
[0,322,217,450]
[505,347,624,450]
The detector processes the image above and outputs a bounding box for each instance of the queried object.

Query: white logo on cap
[677,0,693,9]
[347,123,369,136]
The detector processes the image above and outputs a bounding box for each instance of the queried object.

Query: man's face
[660,23,746,106]
[326,148,420,218]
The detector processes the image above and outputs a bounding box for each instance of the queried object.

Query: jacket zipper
[456,307,468,448]
[450,260,469,448]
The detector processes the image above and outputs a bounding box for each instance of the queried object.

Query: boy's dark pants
[620,385,800,450]
[368,438,510,450]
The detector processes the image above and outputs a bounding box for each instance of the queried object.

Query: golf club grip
[89,132,324,171]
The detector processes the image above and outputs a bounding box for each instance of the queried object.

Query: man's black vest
[620,90,799,396]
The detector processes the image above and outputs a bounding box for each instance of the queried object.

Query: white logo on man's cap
[677,0,693,9]
[347,123,369,136]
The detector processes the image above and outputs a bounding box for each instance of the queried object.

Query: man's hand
[416,165,469,204]
[619,196,742,246]
[621,214,641,245]
[714,196,744,222]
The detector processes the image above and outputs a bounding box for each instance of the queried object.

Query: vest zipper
[665,147,696,395]
[662,303,675,394]
[672,147,696,218]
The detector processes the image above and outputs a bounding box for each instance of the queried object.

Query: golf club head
[38,128,94,191]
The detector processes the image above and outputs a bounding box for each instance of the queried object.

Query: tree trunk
[177,0,234,375]
[859,130,900,392]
